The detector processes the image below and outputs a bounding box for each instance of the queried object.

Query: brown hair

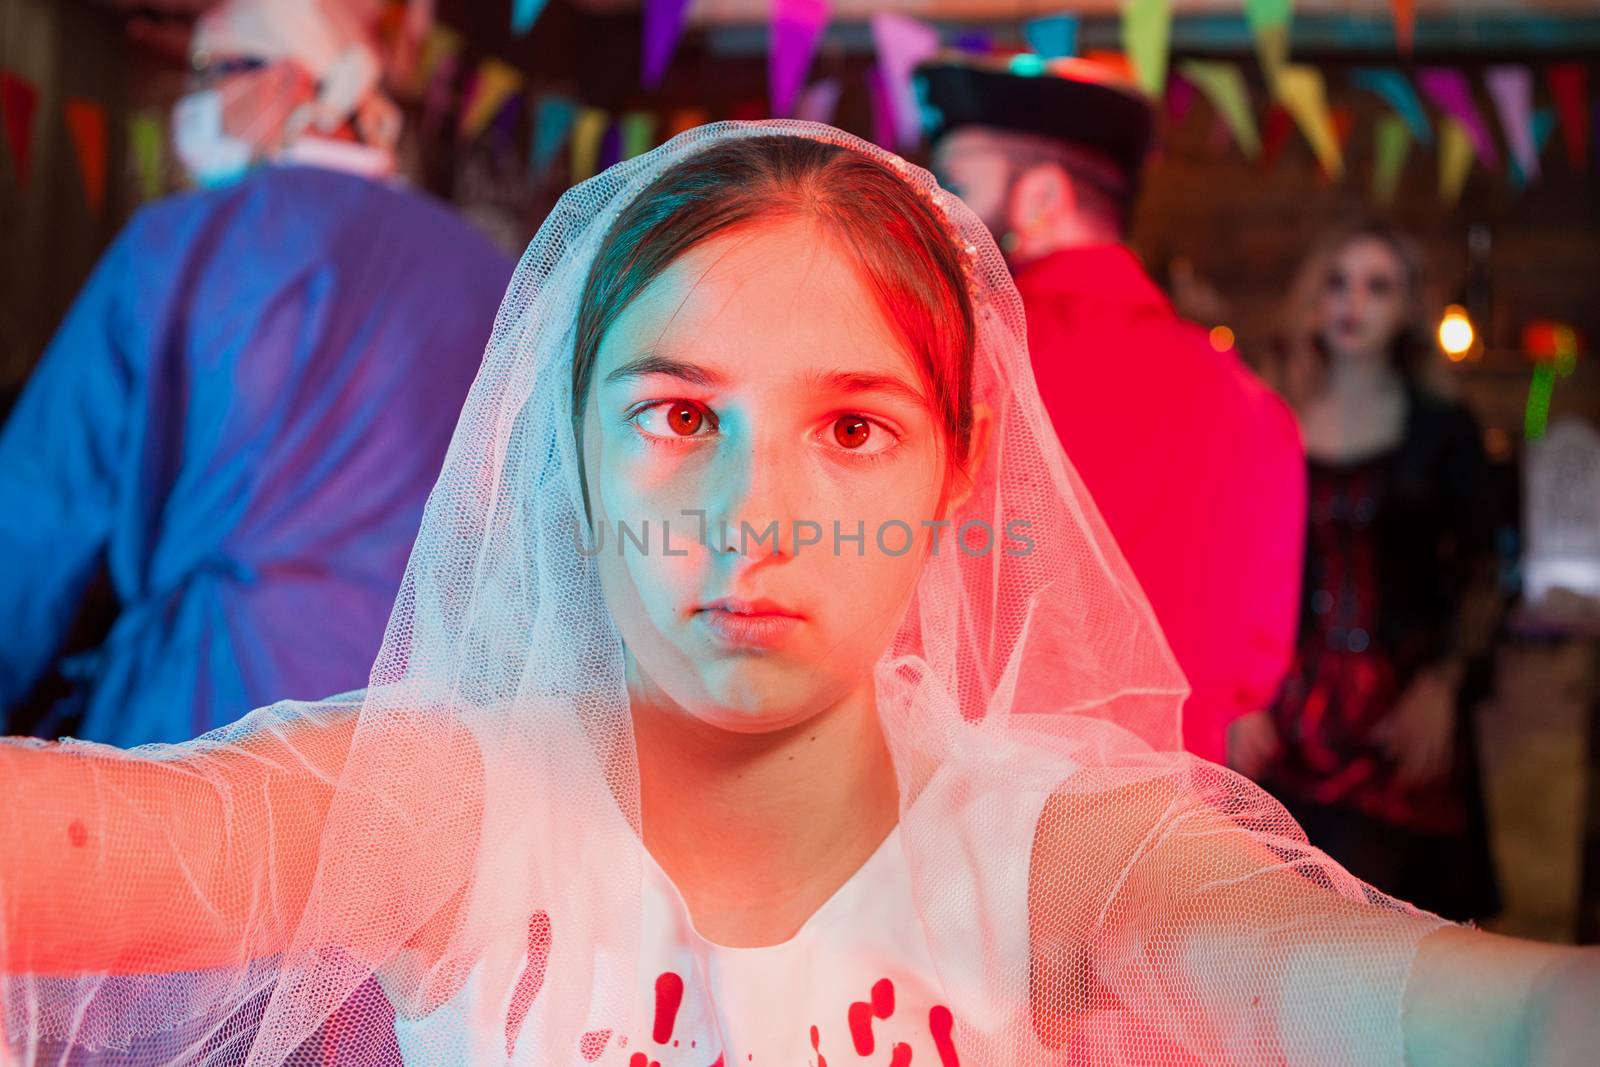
[571,136,977,487]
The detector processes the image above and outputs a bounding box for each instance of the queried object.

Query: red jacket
[1016,245,1307,764]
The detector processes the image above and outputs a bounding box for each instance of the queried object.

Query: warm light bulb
[1438,306,1475,360]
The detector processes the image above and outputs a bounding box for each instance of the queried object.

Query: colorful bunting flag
[643,0,692,89]
[408,24,462,100]
[0,71,39,189]
[1547,62,1589,172]
[597,120,622,171]
[1418,68,1499,168]
[866,67,896,151]
[1392,0,1415,55]
[621,111,656,159]
[459,58,524,141]
[1439,116,1474,208]
[1485,65,1538,185]
[1349,68,1431,143]
[769,0,829,118]
[532,93,577,172]
[665,106,709,139]
[869,12,940,150]
[1260,104,1294,173]
[570,106,607,184]
[63,98,107,214]
[129,109,165,201]
[1165,73,1198,129]
[796,78,843,126]
[952,31,993,55]
[1278,66,1343,178]
[1244,0,1292,92]
[1371,114,1411,206]
[512,0,548,36]
[1509,109,1556,190]
[1024,14,1078,60]
[420,51,460,138]
[1178,60,1260,159]
[1122,0,1171,100]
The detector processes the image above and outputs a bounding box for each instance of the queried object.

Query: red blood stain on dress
[810,1024,828,1067]
[503,910,552,1058]
[848,977,896,1054]
[929,1005,960,1066]
[628,1054,660,1067]
[889,1043,912,1067]
[653,971,685,1044]
[67,820,87,847]
[579,1028,612,1061]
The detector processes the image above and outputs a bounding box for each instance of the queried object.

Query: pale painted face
[1318,236,1410,365]
[581,220,950,735]
[930,128,1012,238]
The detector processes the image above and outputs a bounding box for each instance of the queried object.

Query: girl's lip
[697,596,803,619]
[694,607,802,649]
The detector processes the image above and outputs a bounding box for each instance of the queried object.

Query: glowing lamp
[1438,305,1475,361]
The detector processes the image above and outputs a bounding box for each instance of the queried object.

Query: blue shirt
[0,166,515,745]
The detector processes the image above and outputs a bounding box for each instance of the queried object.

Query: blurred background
[0,0,1596,946]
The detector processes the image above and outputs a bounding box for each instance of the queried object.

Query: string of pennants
[0,0,1593,217]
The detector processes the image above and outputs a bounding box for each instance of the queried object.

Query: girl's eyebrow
[802,369,928,408]
[604,350,726,387]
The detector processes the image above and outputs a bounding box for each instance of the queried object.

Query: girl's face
[1317,236,1410,364]
[582,220,951,734]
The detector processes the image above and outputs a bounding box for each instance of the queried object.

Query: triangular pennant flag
[1418,68,1499,168]
[1260,104,1295,173]
[1331,106,1356,154]
[866,67,896,151]
[1178,60,1260,159]
[409,25,462,99]
[1277,66,1344,178]
[869,12,940,150]
[459,58,524,141]
[1439,116,1474,208]
[1547,62,1589,173]
[490,90,524,144]
[769,0,829,118]
[0,71,39,190]
[531,93,577,172]
[597,120,623,171]
[621,111,656,159]
[512,0,548,36]
[1024,14,1078,60]
[664,106,708,138]
[730,100,768,121]
[129,109,165,201]
[952,31,992,55]
[1392,0,1415,54]
[795,78,842,126]
[1122,0,1171,100]
[1509,109,1556,190]
[1244,0,1292,93]
[420,51,461,138]
[570,106,607,184]
[63,98,108,215]
[1371,114,1412,206]
[1165,72,1198,129]
[1485,65,1538,185]
[642,0,692,89]
[1349,68,1432,143]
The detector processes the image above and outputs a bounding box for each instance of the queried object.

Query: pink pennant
[869,12,939,150]
[1165,73,1198,129]
[1485,65,1538,184]
[1417,68,1499,168]
[866,67,895,151]
[795,78,842,126]
[769,0,829,118]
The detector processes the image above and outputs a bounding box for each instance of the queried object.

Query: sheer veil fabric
[0,122,1446,1066]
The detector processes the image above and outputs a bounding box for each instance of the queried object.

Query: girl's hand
[1373,666,1459,788]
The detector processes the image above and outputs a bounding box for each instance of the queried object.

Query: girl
[1262,222,1502,922]
[2,124,1594,1067]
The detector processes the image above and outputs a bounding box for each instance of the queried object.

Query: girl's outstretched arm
[0,700,484,978]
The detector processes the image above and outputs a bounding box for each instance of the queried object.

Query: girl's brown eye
[666,402,704,436]
[834,415,871,449]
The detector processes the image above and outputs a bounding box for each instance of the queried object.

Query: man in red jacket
[917,54,1305,771]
